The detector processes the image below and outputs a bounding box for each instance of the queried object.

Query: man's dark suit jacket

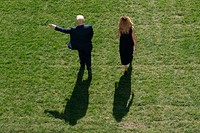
[55,25,93,51]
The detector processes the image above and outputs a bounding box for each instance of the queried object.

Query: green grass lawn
[1,0,200,132]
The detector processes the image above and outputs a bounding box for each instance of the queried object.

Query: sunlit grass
[0,0,199,132]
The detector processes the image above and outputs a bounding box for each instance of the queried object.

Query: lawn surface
[0,0,200,132]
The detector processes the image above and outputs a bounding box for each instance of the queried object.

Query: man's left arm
[89,25,94,40]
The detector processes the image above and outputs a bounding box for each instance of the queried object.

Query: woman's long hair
[118,16,133,34]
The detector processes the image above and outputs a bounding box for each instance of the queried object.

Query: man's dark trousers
[78,50,92,73]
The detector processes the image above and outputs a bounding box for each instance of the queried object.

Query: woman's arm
[132,29,138,51]
[118,29,121,38]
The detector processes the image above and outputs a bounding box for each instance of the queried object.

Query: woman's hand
[134,45,138,51]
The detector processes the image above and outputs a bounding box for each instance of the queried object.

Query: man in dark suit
[49,15,93,76]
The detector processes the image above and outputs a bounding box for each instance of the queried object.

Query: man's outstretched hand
[49,24,56,29]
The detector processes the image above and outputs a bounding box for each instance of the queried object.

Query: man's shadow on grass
[45,67,92,126]
[113,65,134,122]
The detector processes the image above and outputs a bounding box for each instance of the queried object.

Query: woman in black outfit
[118,16,138,74]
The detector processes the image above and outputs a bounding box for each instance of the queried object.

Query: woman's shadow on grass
[113,65,134,122]
[45,67,92,126]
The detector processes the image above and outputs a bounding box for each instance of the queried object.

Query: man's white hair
[76,15,84,20]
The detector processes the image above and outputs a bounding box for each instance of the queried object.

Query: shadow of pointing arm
[44,110,65,120]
